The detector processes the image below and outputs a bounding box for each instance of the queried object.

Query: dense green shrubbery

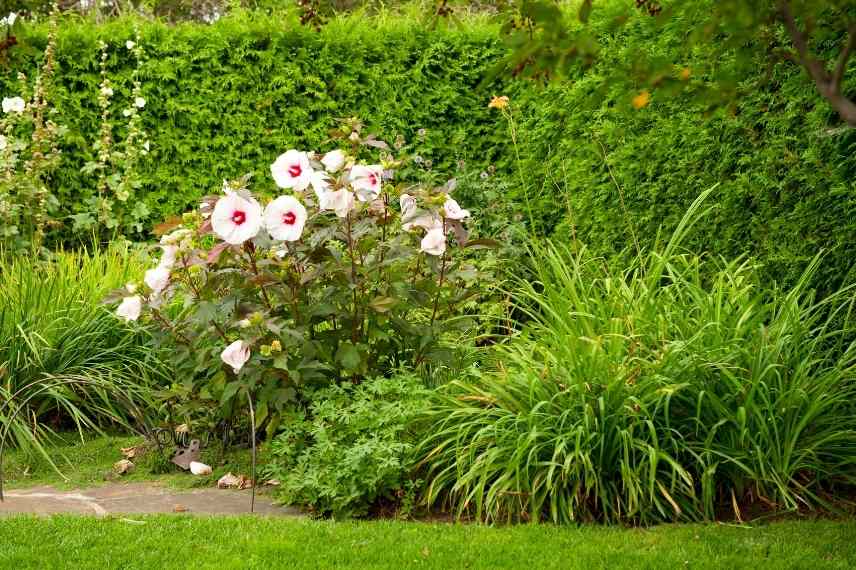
[0,247,166,469]
[2,3,855,292]
[416,192,856,524]
[265,374,429,518]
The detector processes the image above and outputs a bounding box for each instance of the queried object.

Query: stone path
[0,482,302,517]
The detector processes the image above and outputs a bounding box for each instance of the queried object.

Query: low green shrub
[416,191,856,524]
[265,374,429,518]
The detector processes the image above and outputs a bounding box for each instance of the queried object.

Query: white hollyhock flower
[134,97,146,108]
[0,135,6,150]
[264,195,307,242]
[2,96,25,114]
[271,150,313,191]
[211,192,263,244]
[421,227,447,256]
[321,149,346,173]
[350,165,383,201]
[443,197,470,220]
[123,109,132,117]
[221,340,251,373]
[126,40,136,50]
[116,296,142,322]
[144,265,170,294]
[100,86,113,97]
[320,189,355,218]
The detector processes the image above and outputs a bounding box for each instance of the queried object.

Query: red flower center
[288,164,302,178]
[282,211,297,225]
[368,174,377,186]
[231,210,246,225]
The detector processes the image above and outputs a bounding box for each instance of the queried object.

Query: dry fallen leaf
[113,459,135,475]
[217,472,241,489]
[175,423,189,434]
[263,479,280,487]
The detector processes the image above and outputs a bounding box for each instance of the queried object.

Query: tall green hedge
[3,6,854,292]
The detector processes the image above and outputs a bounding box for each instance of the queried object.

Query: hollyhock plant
[211,191,263,244]
[264,195,307,242]
[271,149,313,191]
[110,127,492,437]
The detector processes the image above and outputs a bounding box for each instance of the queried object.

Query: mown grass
[0,515,854,569]
[1,433,271,491]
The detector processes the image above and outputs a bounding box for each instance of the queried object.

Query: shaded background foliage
[1,1,854,293]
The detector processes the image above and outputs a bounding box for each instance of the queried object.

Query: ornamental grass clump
[416,189,856,524]
[110,123,488,433]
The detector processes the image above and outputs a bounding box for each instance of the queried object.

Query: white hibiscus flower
[211,192,263,244]
[420,227,447,256]
[443,197,470,220]
[271,149,313,191]
[321,149,346,173]
[116,296,142,322]
[264,195,307,242]
[319,189,355,218]
[221,340,251,373]
[350,164,383,201]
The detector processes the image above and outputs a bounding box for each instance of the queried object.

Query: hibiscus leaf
[336,342,362,372]
[369,296,397,313]
[207,242,230,265]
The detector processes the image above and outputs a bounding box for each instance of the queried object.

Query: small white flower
[443,197,470,220]
[100,86,114,97]
[238,319,251,329]
[134,97,146,108]
[2,96,25,114]
[264,195,307,242]
[0,134,6,151]
[271,149,313,191]
[321,149,346,173]
[350,164,383,202]
[123,109,132,117]
[126,40,136,50]
[125,282,137,294]
[211,192,263,245]
[3,13,17,27]
[116,295,142,321]
[144,265,170,294]
[143,140,150,151]
[221,340,251,373]
[320,189,355,218]
[420,227,447,256]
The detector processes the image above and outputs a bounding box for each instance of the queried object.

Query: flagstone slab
[0,482,301,517]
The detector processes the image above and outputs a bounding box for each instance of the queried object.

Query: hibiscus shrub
[112,123,489,434]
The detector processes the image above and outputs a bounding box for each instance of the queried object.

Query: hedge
[2,5,854,293]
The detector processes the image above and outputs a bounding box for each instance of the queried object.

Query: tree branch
[831,24,856,91]
[778,1,856,126]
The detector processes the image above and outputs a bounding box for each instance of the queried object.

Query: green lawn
[0,515,853,569]
[2,433,268,491]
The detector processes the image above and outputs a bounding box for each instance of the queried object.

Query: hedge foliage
[2,4,854,292]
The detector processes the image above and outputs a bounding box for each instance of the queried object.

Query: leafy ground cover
[0,515,854,569]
